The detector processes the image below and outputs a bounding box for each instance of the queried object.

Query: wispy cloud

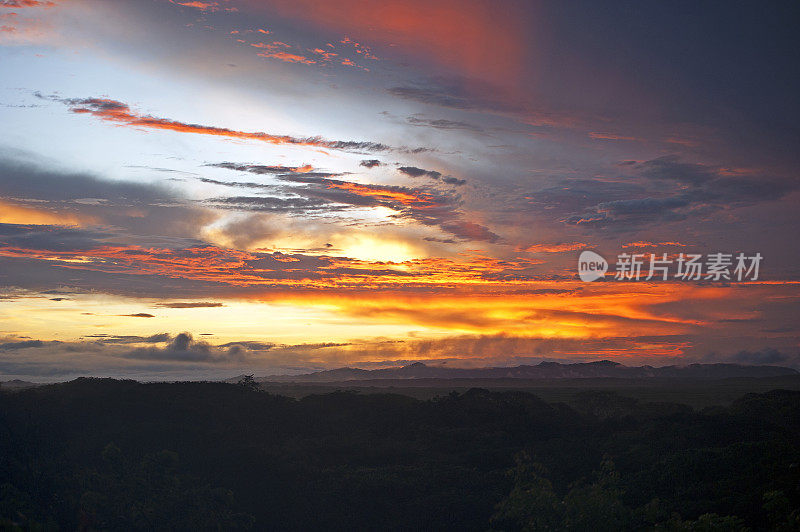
[208,162,314,174]
[155,301,225,308]
[167,0,235,13]
[41,95,392,153]
[212,164,496,241]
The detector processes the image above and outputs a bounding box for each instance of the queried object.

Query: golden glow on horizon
[3,280,796,369]
[0,201,93,226]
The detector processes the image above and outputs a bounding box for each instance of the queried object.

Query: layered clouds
[1,0,799,377]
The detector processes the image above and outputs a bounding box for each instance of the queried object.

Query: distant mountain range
[0,379,39,390]
[254,360,798,383]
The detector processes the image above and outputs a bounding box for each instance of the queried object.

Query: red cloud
[0,0,56,7]
[240,0,529,83]
[523,242,587,253]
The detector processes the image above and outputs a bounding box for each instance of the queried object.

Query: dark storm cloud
[528,156,796,229]
[398,166,440,179]
[0,223,114,252]
[728,348,795,365]
[527,179,646,219]
[0,157,171,202]
[545,2,800,167]
[445,173,470,186]
[600,197,690,216]
[325,140,393,152]
[359,159,381,168]
[387,77,577,127]
[0,340,45,350]
[437,221,500,243]
[0,222,204,254]
[0,157,216,239]
[565,197,691,226]
[388,79,508,112]
[636,156,717,185]
[398,166,466,186]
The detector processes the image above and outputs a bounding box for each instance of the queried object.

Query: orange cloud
[324,180,435,207]
[47,96,390,153]
[622,241,687,248]
[249,40,318,64]
[256,48,316,64]
[0,200,93,226]
[523,242,587,253]
[167,0,237,13]
[235,34,369,70]
[169,0,218,9]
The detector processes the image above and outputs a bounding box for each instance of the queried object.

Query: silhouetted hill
[253,360,797,383]
[0,379,39,390]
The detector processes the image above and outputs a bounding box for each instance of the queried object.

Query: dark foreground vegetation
[1,379,800,531]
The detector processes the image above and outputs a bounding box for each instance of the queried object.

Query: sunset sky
[1,0,799,380]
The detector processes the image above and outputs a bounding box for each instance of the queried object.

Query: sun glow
[334,234,423,262]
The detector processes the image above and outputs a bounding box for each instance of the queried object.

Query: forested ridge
[1,378,799,530]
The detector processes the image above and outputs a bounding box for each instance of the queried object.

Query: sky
[1,0,799,380]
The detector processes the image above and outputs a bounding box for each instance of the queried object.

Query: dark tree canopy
[1,380,799,530]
